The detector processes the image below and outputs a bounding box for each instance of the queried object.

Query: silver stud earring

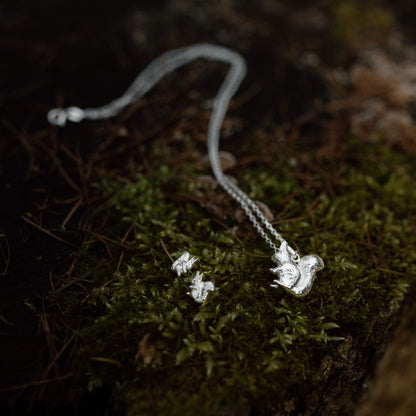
[187,271,215,303]
[171,252,199,276]
[172,252,215,303]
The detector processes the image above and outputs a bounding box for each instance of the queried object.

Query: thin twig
[39,311,59,374]
[121,216,138,246]
[0,373,73,392]
[61,198,83,229]
[22,215,75,247]
[114,250,124,278]
[0,231,11,277]
[160,239,173,263]
[0,312,14,327]
[43,331,78,377]
[90,357,122,367]
[52,258,108,295]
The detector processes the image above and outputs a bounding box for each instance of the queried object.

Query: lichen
[53,130,416,415]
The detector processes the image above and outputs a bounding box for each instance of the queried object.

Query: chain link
[47,44,289,255]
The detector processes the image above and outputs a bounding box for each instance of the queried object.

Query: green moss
[330,1,395,41]
[55,135,416,415]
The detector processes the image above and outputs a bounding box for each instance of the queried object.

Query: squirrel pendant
[270,241,324,297]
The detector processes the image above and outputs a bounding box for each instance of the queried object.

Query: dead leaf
[198,151,237,171]
[135,333,162,368]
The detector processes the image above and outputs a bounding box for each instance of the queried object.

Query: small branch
[61,198,83,229]
[90,356,122,367]
[160,239,173,263]
[0,373,72,392]
[22,215,75,247]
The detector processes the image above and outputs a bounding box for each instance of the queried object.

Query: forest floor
[1,1,416,415]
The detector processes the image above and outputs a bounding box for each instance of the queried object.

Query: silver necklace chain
[47,43,286,256]
[48,43,325,297]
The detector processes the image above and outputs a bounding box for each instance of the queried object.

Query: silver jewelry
[187,271,215,303]
[47,43,324,297]
[171,252,199,277]
[270,241,324,296]
[172,252,215,303]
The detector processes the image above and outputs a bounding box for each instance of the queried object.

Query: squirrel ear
[274,242,292,263]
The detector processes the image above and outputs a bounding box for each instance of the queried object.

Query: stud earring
[171,252,199,277]
[187,271,215,303]
[172,252,215,303]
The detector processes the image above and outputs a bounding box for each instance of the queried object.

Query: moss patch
[331,0,395,42]
[53,133,416,415]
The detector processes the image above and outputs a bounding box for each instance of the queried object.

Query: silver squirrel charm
[270,241,324,297]
[187,271,215,303]
[172,252,199,277]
